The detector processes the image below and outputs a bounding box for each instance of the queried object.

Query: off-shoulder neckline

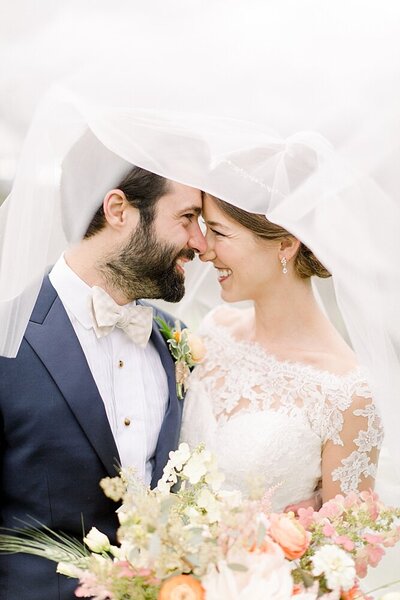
[204,315,367,384]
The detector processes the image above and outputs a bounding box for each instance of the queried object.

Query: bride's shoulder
[201,304,251,333]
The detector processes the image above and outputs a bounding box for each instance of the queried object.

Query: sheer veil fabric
[1,1,400,484]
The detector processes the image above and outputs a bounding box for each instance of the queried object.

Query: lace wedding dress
[180,307,383,512]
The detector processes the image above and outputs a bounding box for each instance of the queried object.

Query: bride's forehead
[202,195,225,216]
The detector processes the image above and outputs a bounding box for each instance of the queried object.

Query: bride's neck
[251,277,327,346]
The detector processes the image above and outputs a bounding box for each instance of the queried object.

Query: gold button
[118,360,124,368]
[124,417,131,427]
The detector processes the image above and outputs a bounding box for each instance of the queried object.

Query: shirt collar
[49,254,137,330]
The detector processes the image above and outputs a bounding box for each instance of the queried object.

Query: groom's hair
[84,166,169,239]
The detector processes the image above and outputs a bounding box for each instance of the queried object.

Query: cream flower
[185,330,206,363]
[202,549,293,600]
[83,527,111,553]
[56,562,82,578]
[197,488,221,523]
[312,545,356,591]
[182,452,209,484]
[168,443,191,471]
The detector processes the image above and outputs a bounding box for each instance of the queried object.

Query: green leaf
[154,316,173,340]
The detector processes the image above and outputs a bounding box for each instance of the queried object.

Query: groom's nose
[187,220,207,254]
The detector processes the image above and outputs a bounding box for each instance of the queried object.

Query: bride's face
[200,195,282,303]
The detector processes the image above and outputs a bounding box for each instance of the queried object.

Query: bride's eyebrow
[205,220,229,230]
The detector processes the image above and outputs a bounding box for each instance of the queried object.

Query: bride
[180,193,383,512]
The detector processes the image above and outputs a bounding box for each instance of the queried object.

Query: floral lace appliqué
[185,309,383,497]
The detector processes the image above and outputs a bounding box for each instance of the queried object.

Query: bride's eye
[210,228,226,237]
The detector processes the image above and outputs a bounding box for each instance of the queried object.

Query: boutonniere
[155,317,206,400]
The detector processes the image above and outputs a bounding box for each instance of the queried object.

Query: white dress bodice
[180,308,383,512]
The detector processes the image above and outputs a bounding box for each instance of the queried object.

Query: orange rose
[158,575,205,600]
[341,585,365,600]
[269,513,310,559]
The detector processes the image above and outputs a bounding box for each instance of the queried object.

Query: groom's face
[108,182,206,302]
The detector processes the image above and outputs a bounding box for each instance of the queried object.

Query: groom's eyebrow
[179,206,202,215]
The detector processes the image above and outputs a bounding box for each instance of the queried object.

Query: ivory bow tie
[90,286,153,347]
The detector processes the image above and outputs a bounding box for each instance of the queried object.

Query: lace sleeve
[321,385,383,499]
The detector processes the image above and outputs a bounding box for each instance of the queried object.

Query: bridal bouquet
[1,444,399,600]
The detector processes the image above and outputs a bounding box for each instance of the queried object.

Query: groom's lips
[174,249,195,275]
[175,258,188,274]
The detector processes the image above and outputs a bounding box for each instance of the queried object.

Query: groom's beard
[103,221,195,302]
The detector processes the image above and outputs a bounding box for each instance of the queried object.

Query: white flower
[168,443,191,471]
[197,488,222,522]
[312,545,356,591]
[184,506,201,520]
[202,549,293,600]
[109,545,121,558]
[157,475,173,494]
[182,451,208,484]
[83,527,111,553]
[56,562,82,578]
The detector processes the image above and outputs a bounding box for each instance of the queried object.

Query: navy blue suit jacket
[0,277,183,599]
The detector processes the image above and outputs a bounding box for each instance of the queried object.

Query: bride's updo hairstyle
[210,196,331,279]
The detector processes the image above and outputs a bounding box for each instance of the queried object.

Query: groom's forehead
[163,180,203,210]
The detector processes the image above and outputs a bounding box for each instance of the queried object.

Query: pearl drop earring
[281,257,288,274]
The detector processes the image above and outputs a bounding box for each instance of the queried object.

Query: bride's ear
[278,236,301,262]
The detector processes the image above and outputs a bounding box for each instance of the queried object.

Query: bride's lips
[215,267,232,283]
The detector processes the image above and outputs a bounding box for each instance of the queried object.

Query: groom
[0,138,206,599]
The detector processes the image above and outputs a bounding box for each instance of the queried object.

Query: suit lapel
[139,305,182,488]
[25,278,120,477]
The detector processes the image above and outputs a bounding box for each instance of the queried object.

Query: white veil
[1,1,400,482]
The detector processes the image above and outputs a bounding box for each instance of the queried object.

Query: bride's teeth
[217,268,232,279]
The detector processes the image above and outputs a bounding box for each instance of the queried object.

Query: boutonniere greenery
[155,317,206,400]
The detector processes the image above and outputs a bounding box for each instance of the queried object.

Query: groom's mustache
[175,248,196,262]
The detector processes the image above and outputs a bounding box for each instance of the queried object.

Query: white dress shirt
[49,255,169,484]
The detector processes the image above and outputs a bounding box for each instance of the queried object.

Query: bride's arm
[320,394,383,503]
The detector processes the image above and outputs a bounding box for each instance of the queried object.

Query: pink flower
[74,572,113,599]
[354,556,368,579]
[343,492,360,510]
[322,524,336,537]
[365,544,385,567]
[318,497,344,519]
[115,561,136,578]
[362,533,383,545]
[297,507,316,529]
[333,535,355,552]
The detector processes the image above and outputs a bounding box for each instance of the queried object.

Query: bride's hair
[210,196,331,279]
